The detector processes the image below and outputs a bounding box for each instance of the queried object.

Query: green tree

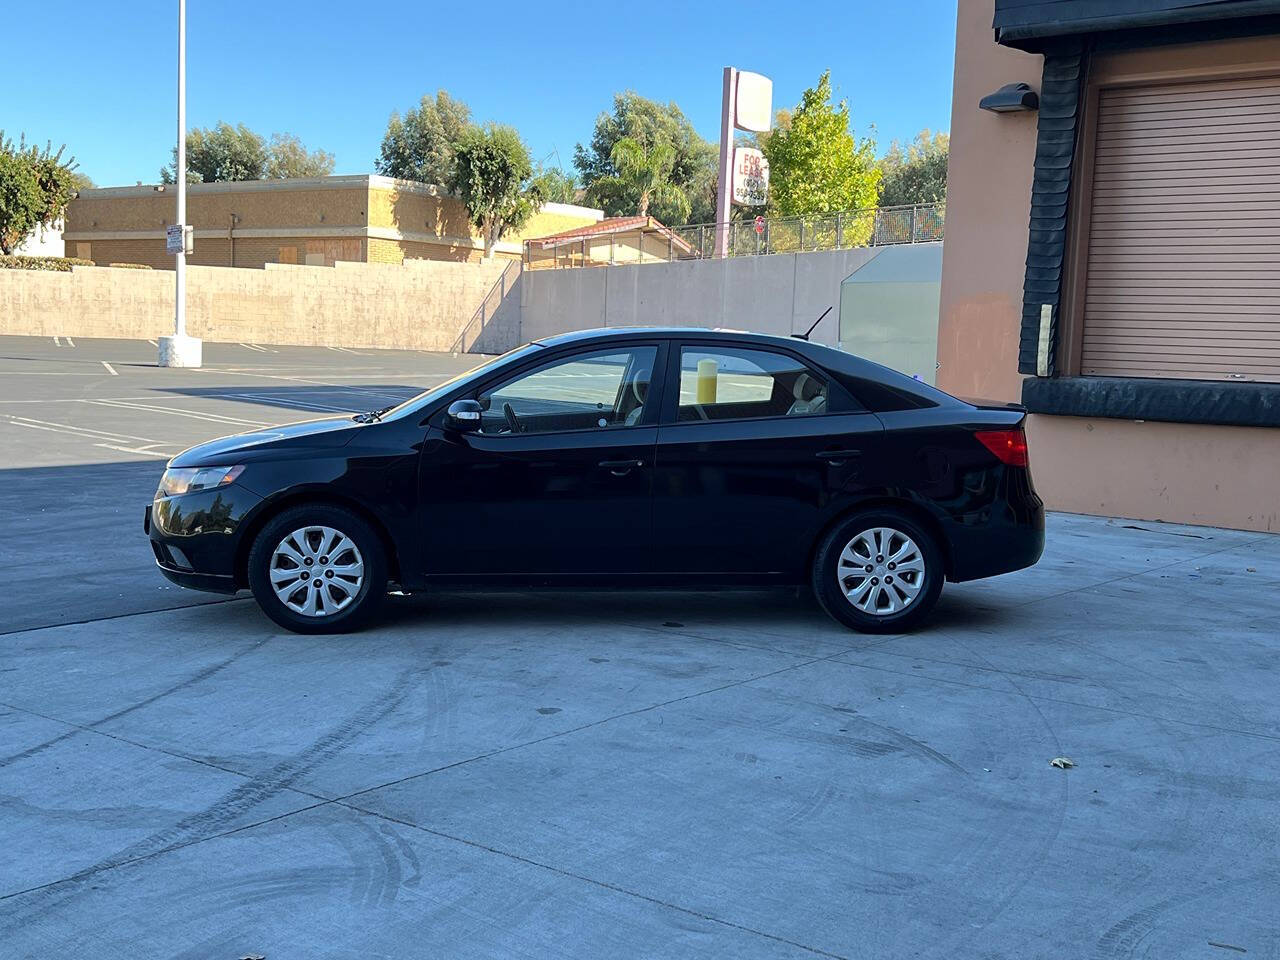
[266,133,335,179]
[574,92,716,225]
[599,136,689,222]
[878,129,949,207]
[376,90,472,185]
[531,165,578,204]
[162,123,335,183]
[450,124,542,259]
[0,133,81,254]
[761,71,880,221]
[162,122,266,183]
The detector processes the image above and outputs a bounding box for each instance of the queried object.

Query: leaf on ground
[1049,757,1075,769]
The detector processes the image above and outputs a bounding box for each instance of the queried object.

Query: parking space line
[239,342,269,353]
[85,398,272,427]
[3,415,170,447]
[93,443,171,458]
[52,336,61,347]
[65,337,75,347]
[223,392,352,413]
[147,339,158,346]
[101,361,118,376]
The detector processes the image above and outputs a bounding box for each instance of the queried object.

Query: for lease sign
[732,147,769,207]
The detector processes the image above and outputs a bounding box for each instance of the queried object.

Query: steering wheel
[502,402,524,434]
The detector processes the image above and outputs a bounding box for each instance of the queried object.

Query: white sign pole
[713,66,736,259]
[159,0,201,367]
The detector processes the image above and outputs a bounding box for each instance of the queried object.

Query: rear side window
[676,346,828,422]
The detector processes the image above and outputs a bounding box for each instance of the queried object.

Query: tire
[247,504,387,634]
[811,510,944,634]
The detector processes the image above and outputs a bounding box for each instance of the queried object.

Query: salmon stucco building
[62,174,603,270]
[940,0,1280,532]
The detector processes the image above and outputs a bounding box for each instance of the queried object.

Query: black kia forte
[145,328,1044,633]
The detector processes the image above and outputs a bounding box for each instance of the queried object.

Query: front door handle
[599,458,645,476]
[817,448,862,465]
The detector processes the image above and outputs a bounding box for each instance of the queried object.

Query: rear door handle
[598,458,645,476]
[817,449,862,464]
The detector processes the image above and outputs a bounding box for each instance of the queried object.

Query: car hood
[168,416,362,467]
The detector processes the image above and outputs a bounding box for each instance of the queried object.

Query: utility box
[838,243,942,385]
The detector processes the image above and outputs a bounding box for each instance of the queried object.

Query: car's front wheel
[247,504,387,633]
[812,510,944,633]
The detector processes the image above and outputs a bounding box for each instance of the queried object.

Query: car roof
[534,326,816,350]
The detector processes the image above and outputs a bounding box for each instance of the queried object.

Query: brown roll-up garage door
[1081,75,1280,383]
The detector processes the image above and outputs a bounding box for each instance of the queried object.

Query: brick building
[63,174,603,269]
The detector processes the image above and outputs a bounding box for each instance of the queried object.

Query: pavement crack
[0,638,271,768]
[334,802,853,960]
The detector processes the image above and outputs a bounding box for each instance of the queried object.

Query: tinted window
[478,347,657,435]
[677,347,828,422]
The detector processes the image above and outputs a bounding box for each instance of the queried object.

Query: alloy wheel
[836,526,926,616]
[268,525,365,617]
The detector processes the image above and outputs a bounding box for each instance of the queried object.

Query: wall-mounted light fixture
[979,82,1039,113]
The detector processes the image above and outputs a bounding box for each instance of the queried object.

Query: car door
[650,341,884,576]
[418,342,666,579]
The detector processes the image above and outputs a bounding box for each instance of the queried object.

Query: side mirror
[445,399,483,432]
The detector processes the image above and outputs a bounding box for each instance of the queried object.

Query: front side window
[677,346,828,422]
[478,347,657,435]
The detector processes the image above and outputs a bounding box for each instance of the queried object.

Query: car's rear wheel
[247,504,387,633]
[812,510,944,633]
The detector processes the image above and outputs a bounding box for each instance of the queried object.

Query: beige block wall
[0,259,511,353]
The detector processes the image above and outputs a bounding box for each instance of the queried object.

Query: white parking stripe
[147,339,158,346]
[53,336,62,347]
[222,392,352,413]
[101,361,118,376]
[94,443,170,458]
[65,337,75,347]
[86,397,271,427]
[3,415,167,446]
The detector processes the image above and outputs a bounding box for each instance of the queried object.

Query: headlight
[157,465,244,497]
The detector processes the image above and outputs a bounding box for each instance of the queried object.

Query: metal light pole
[713,67,736,259]
[158,0,202,367]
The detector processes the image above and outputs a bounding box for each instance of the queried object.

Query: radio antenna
[793,306,832,342]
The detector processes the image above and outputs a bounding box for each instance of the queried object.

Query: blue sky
[12,1,958,188]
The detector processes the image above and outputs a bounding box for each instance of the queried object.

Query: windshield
[378,342,545,421]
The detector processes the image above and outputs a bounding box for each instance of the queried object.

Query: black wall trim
[1022,376,1280,428]
[994,0,1280,49]
[1017,46,1084,377]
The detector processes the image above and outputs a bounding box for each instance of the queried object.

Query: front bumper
[145,482,263,594]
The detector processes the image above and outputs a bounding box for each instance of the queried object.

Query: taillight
[975,429,1029,467]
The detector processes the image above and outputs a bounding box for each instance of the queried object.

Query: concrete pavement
[1,336,1277,959]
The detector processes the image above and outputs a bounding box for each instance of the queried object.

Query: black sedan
[146,328,1044,633]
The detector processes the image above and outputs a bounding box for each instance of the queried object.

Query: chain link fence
[671,203,944,260]
[523,203,944,269]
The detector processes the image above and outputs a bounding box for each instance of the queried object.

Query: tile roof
[527,215,694,254]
